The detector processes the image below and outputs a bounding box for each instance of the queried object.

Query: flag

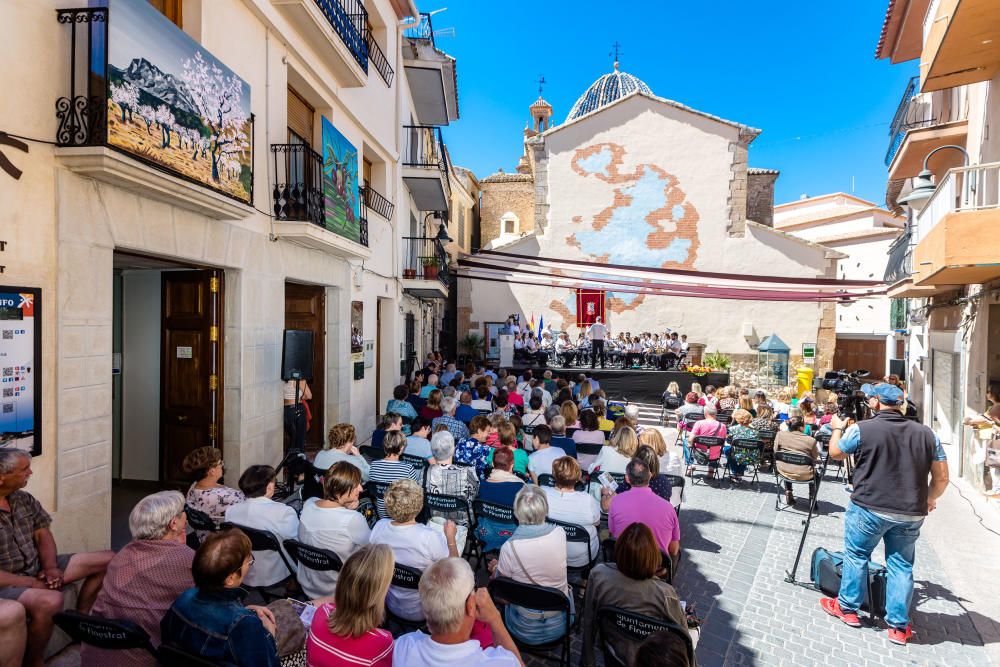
[537,315,544,341]
[530,312,536,332]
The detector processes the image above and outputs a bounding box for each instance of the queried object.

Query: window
[501,212,519,236]
[287,87,314,146]
[363,158,373,188]
[147,0,182,27]
[458,207,467,248]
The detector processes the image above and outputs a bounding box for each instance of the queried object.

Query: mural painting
[322,117,361,243]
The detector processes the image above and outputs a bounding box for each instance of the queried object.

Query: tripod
[784,452,832,588]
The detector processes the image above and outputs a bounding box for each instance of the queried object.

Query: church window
[501,212,519,236]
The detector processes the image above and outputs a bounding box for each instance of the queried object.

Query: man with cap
[820,383,949,646]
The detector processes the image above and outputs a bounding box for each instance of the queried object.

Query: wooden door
[285,283,325,451]
[161,270,223,486]
[832,338,885,376]
[375,300,382,412]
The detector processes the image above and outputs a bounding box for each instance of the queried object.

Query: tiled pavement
[523,417,994,667]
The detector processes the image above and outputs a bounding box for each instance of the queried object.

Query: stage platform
[508,365,730,405]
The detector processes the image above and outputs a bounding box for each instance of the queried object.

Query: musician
[555,332,576,367]
[664,332,683,370]
[575,333,591,367]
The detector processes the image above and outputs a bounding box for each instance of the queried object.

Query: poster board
[0,287,41,456]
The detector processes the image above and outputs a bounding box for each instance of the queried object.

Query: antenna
[427,7,448,15]
[538,75,547,97]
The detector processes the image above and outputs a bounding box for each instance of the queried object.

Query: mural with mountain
[106,0,252,203]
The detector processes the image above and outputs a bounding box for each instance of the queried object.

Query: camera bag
[810,547,887,619]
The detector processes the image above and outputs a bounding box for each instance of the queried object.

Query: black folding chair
[488,577,573,667]
[716,410,733,426]
[601,537,673,584]
[595,606,693,667]
[365,480,391,518]
[220,522,295,601]
[536,474,587,492]
[53,610,155,658]
[673,411,704,447]
[424,492,478,561]
[565,427,579,440]
[359,445,386,463]
[575,441,604,460]
[723,438,764,486]
[283,539,344,580]
[383,563,427,635]
[184,505,218,547]
[757,428,778,469]
[158,642,219,666]
[663,473,685,514]
[773,451,819,512]
[689,435,725,485]
[813,430,844,480]
[302,464,327,501]
[472,499,518,560]
[356,496,379,528]
[547,517,598,581]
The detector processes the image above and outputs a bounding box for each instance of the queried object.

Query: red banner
[576,289,605,327]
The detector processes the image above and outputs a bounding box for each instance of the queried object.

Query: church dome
[566,63,652,122]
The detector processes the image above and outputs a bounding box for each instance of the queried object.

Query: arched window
[501,212,519,236]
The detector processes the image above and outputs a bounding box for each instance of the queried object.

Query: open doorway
[111,252,224,547]
[284,282,326,452]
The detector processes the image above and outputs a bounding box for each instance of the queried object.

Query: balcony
[401,236,449,299]
[885,81,968,180]
[270,142,371,259]
[365,29,394,87]
[402,125,450,211]
[920,0,1000,92]
[402,13,459,125]
[911,162,1000,286]
[272,0,369,87]
[53,6,254,220]
[362,182,394,220]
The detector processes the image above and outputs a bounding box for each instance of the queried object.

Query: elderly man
[624,404,645,435]
[432,396,471,442]
[455,391,478,424]
[607,458,680,560]
[0,599,26,667]
[394,557,522,665]
[0,449,114,667]
[548,415,578,459]
[440,363,458,386]
[419,374,440,398]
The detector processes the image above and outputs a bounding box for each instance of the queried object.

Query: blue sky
[431,1,916,207]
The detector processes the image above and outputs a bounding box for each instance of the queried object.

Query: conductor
[588,316,608,369]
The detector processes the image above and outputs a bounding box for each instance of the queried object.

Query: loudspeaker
[281,329,314,381]
[888,359,906,382]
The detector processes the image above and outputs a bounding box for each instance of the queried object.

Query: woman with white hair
[491,485,573,645]
[82,491,194,666]
[424,431,479,555]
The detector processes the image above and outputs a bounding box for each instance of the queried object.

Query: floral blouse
[186,484,245,541]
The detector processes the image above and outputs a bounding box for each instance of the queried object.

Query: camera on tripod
[821,369,871,421]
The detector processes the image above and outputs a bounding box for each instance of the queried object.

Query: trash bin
[796,367,815,398]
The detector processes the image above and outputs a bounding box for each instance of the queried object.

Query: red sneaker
[888,625,913,645]
[820,597,861,627]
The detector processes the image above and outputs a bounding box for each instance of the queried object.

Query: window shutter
[287,88,314,144]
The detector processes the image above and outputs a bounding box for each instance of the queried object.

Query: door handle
[177,415,188,423]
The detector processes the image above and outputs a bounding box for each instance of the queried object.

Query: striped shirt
[368,460,421,518]
[307,602,393,667]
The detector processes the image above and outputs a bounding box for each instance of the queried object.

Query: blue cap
[861,383,904,405]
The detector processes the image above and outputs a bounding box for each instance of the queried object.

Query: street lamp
[435,217,453,243]
[896,144,970,212]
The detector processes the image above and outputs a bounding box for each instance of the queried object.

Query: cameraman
[821,383,948,646]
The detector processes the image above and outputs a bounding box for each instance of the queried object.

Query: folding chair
[424,492,478,561]
[487,577,574,667]
[383,563,427,635]
[365,480,391,518]
[565,427,579,440]
[283,539,344,580]
[689,435,725,484]
[716,410,733,426]
[575,441,604,459]
[356,497,379,528]
[536,474,587,492]
[547,517,598,581]
[184,505,218,548]
[673,411,704,447]
[472,499,518,559]
[757,428,778,470]
[722,438,764,486]
[601,537,673,584]
[401,454,429,484]
[595,606,693,667]
[660,397,681,427]
[302,464,327,501]
[813,430,844,480]
[53,610,156,659]
[219,522,295,601]
[359,445,386,463]
[663,473,685,514]
[773,451,819,512]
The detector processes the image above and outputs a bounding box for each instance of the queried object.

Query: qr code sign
[2,388,11,398]
[2,404,12,414]
[1,330,12,340]
[2,367,12,377]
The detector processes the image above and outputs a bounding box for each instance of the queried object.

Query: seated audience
[698,385,719,409]
[624,405,644,434]
[773,388,792,418]
[521,395,547,450]
[548,415,579,459]
[661,381,683,409]
[420,389,444,421]
[425,432,479,555]
[432,397,471,442]
[393,558,522,665]
[775,416,819,506]
[724,409,758,484]
[560,401,581,430]
[493,391,518,419]
[492,487,573,645]
[419,375,439,399]
[307,544,396,666]
[160,529,279,666]
[588,425,638,478]
[386,384,418,429]
[405,417,433,460]
[634,629,692,667]
[717,386,739,412]
[577,380,594,409]
[183,445,246,539]
[83,491,193,667]
[0,600,25,667]
[573,409,605,446]
[638,428,672,474]
[371,412,403,449]
[455,392,479,424]
[738,392,756,418]
[455,415,494,480]
[611,445,673,504]
[581,523,690,667]
[298,462,371,598]
[314,423,371,483]
[527,424,566,481]
[543,457,601,568]
[750,402,778,432]
[800,396,819,433]
[593,399,615,432]
[475,448,525,553]
[368,431,421,517]
[687,404,727,479]
[505,379,525,409]
[607,458,680,558]
[406,379,426,413]
[224,465,298,588]
[489,421,529,476]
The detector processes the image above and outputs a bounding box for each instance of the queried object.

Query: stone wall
[478,174,534,247]
[747,171,778,227]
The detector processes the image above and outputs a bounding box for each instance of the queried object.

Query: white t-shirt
[543,487,601,567]
[369,519,448,621]
[527,446,567,478]
[496,529,570,597]
[224,497,298,587]
[296,499,371,599]
[393,632,520,666]
[588,323,607,341]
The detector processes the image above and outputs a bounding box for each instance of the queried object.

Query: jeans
[505,594,575,644]
[723,445,747,476]
[681,432,692,465]
[839,500,924,629]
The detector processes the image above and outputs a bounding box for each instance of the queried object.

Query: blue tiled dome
[566,64,652,122]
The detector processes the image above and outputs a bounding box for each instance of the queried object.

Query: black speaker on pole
[281,330,314,381]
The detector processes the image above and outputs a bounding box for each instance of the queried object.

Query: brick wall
[478,176,534,248]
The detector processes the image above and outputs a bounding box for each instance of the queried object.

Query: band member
[555,332,577,366]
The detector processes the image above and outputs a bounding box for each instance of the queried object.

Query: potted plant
[422,256,441,279]
[403,267,417,279]
[702,351,732,372]
[459,332,485,361]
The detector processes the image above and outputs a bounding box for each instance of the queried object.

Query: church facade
[459,66,846,372]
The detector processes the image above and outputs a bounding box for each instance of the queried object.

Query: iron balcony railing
[271,143,324,226]
[885,80,969,166]
[402,12,434,44]
[884,225,913,283]
[365,29,394,86]
[403,124,451,200]
[315,0,368,73]
[362,182,394,220]
[402,236,449,288]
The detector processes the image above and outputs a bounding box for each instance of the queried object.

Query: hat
[861,383,904,406]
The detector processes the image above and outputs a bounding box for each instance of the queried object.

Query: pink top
[608,487,680,553]
[690,419,727,440]
[307,603,394,667]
